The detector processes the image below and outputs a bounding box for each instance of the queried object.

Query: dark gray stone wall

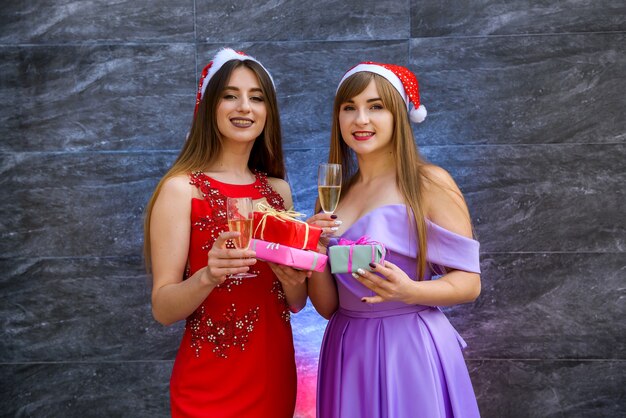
[1,1,624,416]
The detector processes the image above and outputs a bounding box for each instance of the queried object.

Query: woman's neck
[205,142,256,183]
[356,151,396,184]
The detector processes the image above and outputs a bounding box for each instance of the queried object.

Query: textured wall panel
[0,151,177,257]
[411,1,626,37]
[0,362,172,417]
[470,359,626,417]
[0,0,194,43]
[0,45,195,152]
[449,253,626,359]
[410,34,626,146]
[196,0,409,42]
[0,257,181,362]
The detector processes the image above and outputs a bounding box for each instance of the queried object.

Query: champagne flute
[318,163,342,216]
[226,197,257,278]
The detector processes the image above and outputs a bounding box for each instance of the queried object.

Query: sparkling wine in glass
[226,197,256,278]
[318,163,342,214]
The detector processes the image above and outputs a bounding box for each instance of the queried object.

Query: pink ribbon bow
[337,236,386,272]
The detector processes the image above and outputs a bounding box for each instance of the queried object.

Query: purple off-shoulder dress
[317,204,481,418]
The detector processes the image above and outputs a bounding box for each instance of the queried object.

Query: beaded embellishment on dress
[188,304,260,358]
[271,279,291,323]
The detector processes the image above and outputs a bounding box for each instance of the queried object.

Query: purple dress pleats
[317,204,481,418]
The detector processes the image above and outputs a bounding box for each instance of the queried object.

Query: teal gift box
[329,238,386,274]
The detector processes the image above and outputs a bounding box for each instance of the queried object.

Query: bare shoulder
[267,177,294,209]
[420,164,473,238]
[421,164,459,191]
[161,174,192,194]
[157,174,194,203]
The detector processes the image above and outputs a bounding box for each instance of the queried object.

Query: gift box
[253,204,322,251]
[250,239,328,272]
[329,237,386,274]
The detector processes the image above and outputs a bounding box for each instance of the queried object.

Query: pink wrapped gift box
[250,239,327,272]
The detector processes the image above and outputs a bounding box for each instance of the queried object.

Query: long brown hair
[143,59,285,270]
[328,72,430,280]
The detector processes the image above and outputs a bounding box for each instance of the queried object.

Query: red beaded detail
[186,170,288,358]
[188,304,260,358]
[254,172,285,209]
[271,279,291,323]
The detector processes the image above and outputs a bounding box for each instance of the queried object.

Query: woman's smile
[230,117,254,128]
[352,130,375,141]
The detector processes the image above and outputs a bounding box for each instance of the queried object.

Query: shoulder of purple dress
[425,219,481,274]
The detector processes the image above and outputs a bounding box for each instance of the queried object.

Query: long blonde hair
[143,59,285,270]
[328,72,430,280]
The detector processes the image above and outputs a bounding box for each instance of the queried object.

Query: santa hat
[194,48,274,116]
[337,62,427,123]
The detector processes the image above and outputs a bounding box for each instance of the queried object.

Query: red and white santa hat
[194,48,274,116]
[338,61,427,123]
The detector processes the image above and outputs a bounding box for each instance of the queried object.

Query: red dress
[170,171,297,418]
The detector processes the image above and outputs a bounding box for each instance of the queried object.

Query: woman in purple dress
[308,62,482,417]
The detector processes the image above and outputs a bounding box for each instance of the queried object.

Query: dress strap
[189,171,226,209]
[253,171,286,210]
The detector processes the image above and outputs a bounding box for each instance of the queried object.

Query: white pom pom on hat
[338,62,427,123]
[410,104,427,123]
[193,48,274,117]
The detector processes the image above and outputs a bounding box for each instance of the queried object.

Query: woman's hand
[306,212,342,252]
[205,231,257,286]
[352,260,417,304]
[267,263,310,287]
[267,262,309,313]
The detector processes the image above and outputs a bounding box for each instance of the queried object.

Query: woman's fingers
[208,257,255,274]
[213,231,240,248]
[367,261,395,278]
[381,260,400,272]
[307,213,341,228]
[306,213,342,236]
[208,232,257,275]
[361,295,384,304]
[352,268,386,291]
[212,265,252,276]
[306,212,330,224]
[210,257,257,268]
[268,262,309,285]
[212,247,256,259]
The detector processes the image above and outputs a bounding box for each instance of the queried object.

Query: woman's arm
[306,211,340,319]
[420,164,481,303]
[307,265,339,319]
[150,175,257,325]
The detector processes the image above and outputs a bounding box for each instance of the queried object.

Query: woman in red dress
[144,48,307,417]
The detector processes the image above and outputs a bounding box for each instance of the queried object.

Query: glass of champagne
[318,163,342,216]
[226,197,257,278]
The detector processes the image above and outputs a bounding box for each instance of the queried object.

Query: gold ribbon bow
[254,203,310,249]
